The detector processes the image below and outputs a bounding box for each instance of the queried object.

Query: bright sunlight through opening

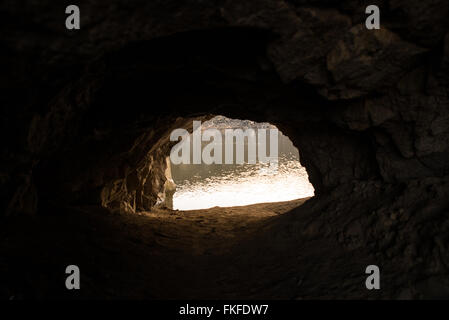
[170,116,314,210]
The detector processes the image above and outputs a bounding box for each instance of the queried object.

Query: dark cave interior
[1,0,449,299]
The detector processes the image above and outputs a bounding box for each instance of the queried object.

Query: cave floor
[0,197,380,299]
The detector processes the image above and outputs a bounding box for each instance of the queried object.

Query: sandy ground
[0,199,310,299]
[0,197,377,299]
[139,199,307,255]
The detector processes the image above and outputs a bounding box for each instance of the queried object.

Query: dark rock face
[1,0,449,298]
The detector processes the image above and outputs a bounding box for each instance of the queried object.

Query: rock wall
[1,0,449,215]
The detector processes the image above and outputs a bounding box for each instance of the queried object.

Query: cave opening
[167,115,314,210]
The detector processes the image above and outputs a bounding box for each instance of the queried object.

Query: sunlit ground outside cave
[170,116,315,210]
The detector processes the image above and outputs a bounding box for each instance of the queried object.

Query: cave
[1,1,449,300]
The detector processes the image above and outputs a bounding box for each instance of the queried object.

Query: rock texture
[1,0,449,298]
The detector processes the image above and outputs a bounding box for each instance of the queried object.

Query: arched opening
[169,115,314,210]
